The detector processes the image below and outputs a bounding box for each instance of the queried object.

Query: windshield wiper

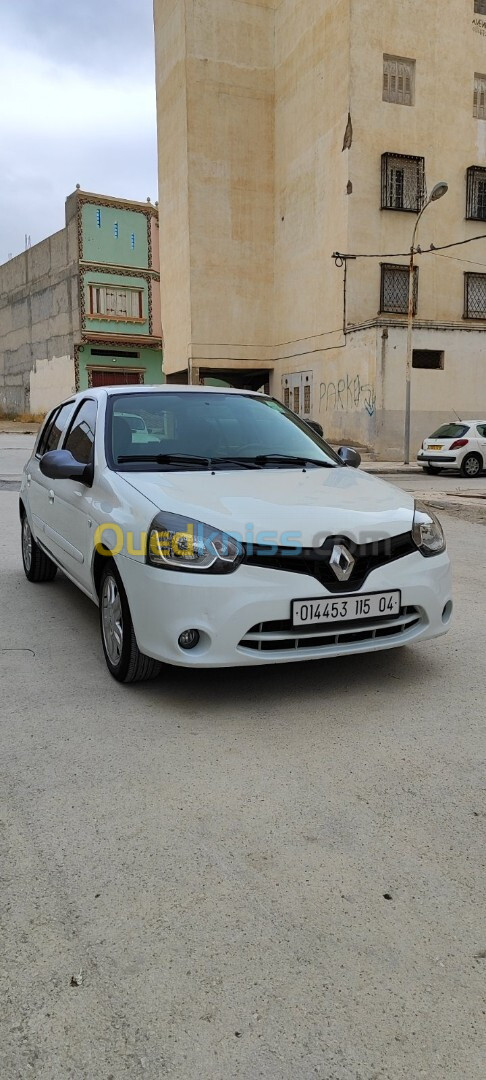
[209,456,261,470]
[117,453,212,467]
[254,454,335,468]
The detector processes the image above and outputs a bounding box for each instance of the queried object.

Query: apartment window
[380,264,418,314]
[464,273,486,318]
[96,208,101,228]
[114,222,119,239]
[473,74,486,118]
[381,153,425,212]
[475,1,486,15]
[412,350,444,370]
[88,284,143,320]
[383,55,415,105]
[131,233,136,250]
[466,166,486,219]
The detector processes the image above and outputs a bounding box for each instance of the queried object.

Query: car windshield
[108,392,341,471]
[429,424,470,439]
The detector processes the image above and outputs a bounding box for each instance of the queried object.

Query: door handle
[48,489,55,504]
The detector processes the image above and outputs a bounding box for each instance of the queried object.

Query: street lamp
[403,181,448,464]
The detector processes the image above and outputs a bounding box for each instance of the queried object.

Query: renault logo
[329,543,355,582]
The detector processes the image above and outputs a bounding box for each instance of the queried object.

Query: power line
[332,233,486,263]
[433,251,486,268]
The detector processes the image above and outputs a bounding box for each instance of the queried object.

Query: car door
[475,424,486,467]
[42,398,98,593]
[25,402,77,544]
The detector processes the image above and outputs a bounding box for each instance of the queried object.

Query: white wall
[29,355,76,414]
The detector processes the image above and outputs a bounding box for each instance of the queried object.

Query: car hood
[120,466,415,547]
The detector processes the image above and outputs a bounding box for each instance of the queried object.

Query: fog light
[442,601,453,624]
[178,629,200,650]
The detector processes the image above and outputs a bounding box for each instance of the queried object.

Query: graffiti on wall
[319,373,376,417]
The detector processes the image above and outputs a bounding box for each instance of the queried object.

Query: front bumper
[115,549,453,668]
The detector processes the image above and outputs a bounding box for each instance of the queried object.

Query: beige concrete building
[154,0,486,456]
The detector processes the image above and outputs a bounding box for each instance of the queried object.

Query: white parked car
[417,421,486,477]
[20,387,452,683]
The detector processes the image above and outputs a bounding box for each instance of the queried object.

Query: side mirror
[338,445,361,469]
[40,449,89,482]
[306,420,324,437]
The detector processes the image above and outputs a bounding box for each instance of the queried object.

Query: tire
[460,452,482,478]
[426,463,442,473]
[99,561,161,683]
[21,512,58,583]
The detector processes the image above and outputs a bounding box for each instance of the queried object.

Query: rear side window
[64,399,97,464]
[37,402,76,456]
[429,424,470,439]
[476,424,486,438]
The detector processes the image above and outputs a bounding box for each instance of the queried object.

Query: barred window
[475,1,486,15]
[464,273,486,318]
[383,55,415,106]
[381,153,425,212]
[466,166,486,220]
[380,264,418,315]
[473,74,486,119]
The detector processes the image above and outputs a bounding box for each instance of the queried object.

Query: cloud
[0,0,157,263]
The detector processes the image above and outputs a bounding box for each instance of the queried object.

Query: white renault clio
[20,386,452,683]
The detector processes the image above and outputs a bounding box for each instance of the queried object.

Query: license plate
[292,590,401,627]
[428,445,443,451]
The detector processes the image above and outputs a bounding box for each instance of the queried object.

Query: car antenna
[452,409,462,422]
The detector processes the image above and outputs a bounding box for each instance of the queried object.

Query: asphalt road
[1,441,485,1079]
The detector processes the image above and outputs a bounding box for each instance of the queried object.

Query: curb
[0,423,40,434]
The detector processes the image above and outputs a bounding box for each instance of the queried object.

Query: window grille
[96,208,101,228]
[293,386,300,414]
[380,264,418,315]
[114,222,119,239]
[303,384,311,414]
[464,273,486,318]
[473,74,486,118]
[283,387,290,409]
[131,233,136,250]
[383,56,415,105]
[466,166,486,219]
[475,1,486,15]
[381,153,425,212]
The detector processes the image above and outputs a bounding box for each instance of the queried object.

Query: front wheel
[460,453,482,478]
[21,513,57,582]
[99,562,161,683]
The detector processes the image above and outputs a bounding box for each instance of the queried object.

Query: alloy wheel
[101,573,124,666]
[22,517,32,572]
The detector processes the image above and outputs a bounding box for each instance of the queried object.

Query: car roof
[60,385,264,405]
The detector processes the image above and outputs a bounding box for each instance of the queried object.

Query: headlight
[147,512,243,573]
[412,500,446,557]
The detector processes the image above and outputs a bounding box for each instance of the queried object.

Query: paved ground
[1,450,485,1077]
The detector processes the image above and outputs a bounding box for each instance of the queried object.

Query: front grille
[238,607,422,654]
[244,532,416,593]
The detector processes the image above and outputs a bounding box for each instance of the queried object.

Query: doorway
[281,371,313,418]
[90,369,143,387]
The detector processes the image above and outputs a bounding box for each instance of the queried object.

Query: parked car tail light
[450,439,468,451]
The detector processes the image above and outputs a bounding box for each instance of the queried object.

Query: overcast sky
[0,0,158,264]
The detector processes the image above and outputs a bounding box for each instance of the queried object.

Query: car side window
[477,424,486,438]
[37,402,76,456]
[63,399,97,465]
